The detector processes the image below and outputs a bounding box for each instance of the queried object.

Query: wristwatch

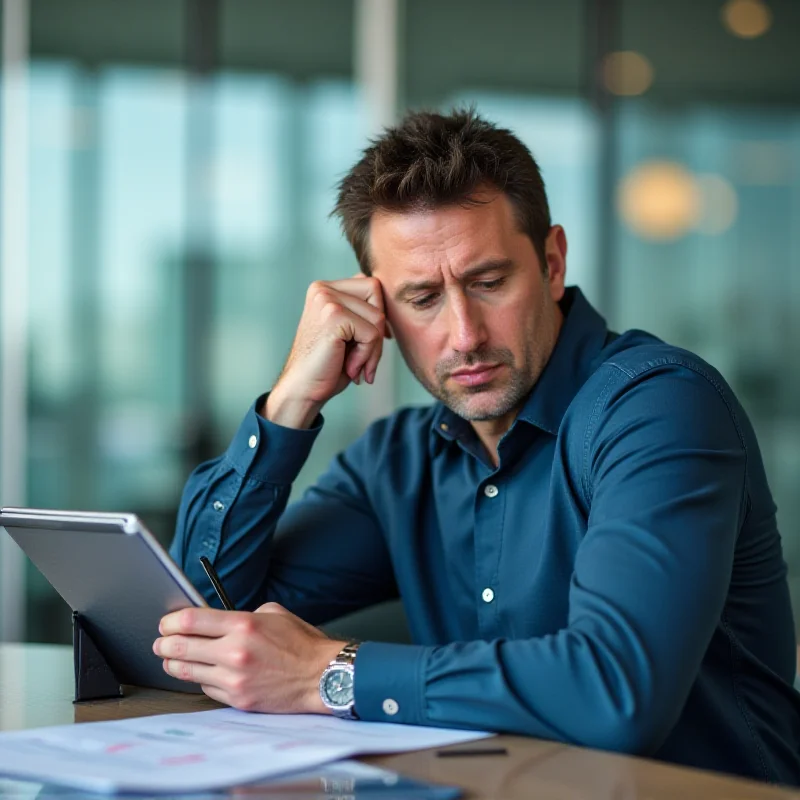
[319,642,360,719]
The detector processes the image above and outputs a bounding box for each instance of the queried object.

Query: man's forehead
[369,195,515,280]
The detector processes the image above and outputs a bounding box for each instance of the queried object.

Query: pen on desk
[436,747,508,757]
[199,556,235,611]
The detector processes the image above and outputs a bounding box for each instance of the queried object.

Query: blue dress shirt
[171,287,800,785]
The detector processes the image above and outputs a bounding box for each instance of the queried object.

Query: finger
[344,335,382,384]
[323,307,382,382]
[322,276,385,314]
[153,635,218,665]
[364,339,384,384]
[159,607,247,638]
[315,286,386,334]
[163,658,221,685]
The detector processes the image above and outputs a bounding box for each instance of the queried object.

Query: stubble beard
[398,293,560,423]
[405,342,538,422]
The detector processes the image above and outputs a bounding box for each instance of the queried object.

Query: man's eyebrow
[393,258,514,302]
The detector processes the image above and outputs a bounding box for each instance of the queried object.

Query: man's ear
[384,320,394,340]
[544,225,567,301]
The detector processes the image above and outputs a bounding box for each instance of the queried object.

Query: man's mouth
[449,364,502,387]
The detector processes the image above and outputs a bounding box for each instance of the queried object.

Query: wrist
[262,385,323,430]
[317,640,360,719]
[308,639,348,715]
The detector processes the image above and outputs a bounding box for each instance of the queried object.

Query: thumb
[255,602,287,615]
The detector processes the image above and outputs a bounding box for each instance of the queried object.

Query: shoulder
[569,334,748,454]
[600,332,730,390]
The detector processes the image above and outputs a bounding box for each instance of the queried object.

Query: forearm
[172,395,398,624]
[353,628,673,753]
[171,394,322,610]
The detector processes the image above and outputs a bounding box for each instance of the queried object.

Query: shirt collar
[431,286,610,441]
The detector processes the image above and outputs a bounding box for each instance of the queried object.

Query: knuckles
[233,616,257,636]
[178,608,196,631]
[234,695,259,713]
[319,300,344,322]
[227,648,252,669]
[306,280,327,301]
[177,661,194,681]
[167,637,187,659]
[226,674,247,695]
[258,602,286,614]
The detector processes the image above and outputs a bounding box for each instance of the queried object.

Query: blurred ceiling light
[695,174,739,235]
[721,0,772,39]
[617,161,701,240]
[603,51,654,96]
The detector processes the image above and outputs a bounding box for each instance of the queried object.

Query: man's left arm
[155,364,748,748]
[350,364,747,753]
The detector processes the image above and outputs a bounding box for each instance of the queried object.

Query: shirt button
[213,501,225,512]
[440,423,449,432]
[484,484,498,498]
[382,698,399,716]
[482,588,495,603]
[248,435,258,449]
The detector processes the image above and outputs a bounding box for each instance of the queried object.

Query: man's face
[370,190,567,422]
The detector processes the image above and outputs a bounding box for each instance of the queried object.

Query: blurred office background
[0,0,798,645]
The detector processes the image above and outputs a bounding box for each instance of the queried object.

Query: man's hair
[332,107,552,275]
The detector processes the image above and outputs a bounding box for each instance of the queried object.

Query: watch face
[323,667,354,707]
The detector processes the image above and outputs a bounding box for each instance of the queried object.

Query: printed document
[0,708,492,793]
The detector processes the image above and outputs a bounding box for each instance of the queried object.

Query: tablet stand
[72,611,123,702]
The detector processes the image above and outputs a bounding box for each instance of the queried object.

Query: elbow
[505,701,671,755]
[568,687,676,756]
[504,683,675,754]
[562,640,678,755]
[581,713,670,756]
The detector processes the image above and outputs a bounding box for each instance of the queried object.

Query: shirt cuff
[224,393,324,486]
[354,641,430,725]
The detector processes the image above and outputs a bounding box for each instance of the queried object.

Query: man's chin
[446,390,515,422]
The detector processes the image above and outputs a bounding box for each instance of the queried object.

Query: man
[160,109,800,784]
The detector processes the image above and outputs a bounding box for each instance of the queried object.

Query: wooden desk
[0,643,795,799]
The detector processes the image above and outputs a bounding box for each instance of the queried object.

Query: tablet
[0,507,207,694]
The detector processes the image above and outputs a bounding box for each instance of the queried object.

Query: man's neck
[471,411,518,469]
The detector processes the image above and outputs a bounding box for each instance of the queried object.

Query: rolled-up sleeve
[352,364,747,754]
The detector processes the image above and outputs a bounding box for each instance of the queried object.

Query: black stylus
[199,556,235,610]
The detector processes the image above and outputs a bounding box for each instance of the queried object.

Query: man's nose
[447,294,488,353]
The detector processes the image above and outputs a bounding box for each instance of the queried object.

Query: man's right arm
[170,392,398,621]
[171,275,395,621]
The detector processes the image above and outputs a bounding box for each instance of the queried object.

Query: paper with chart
[0,708,492,793]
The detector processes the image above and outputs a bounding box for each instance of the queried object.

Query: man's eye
[411,294,438,309]
[475,278,505,291]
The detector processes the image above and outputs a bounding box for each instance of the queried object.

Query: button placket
[475,478,504,637]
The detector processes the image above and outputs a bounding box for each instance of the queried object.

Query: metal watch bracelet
[319,641,360,720]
